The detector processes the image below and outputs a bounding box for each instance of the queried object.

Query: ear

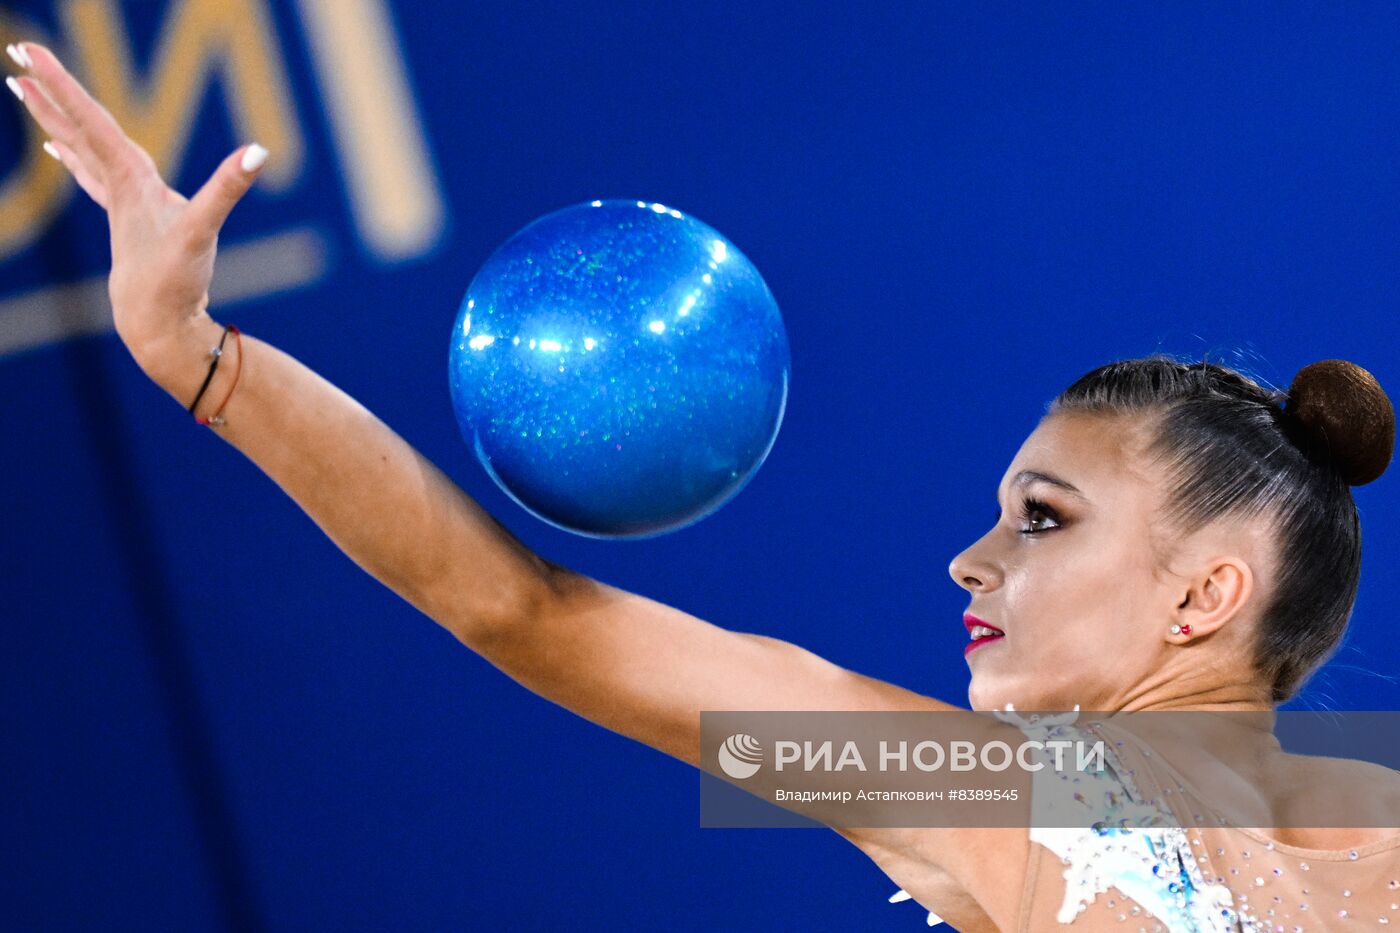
[1170,556,1254,639]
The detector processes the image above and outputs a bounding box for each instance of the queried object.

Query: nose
[947,535,1002,593]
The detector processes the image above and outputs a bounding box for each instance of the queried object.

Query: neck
[1115,666,1276,714]
[1100,677,1280,757]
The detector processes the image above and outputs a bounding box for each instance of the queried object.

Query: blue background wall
[2,2,1398,930]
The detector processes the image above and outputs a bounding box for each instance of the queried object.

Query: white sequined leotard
[886,708,1400,931]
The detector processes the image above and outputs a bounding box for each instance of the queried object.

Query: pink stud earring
[1170,624,1191,636]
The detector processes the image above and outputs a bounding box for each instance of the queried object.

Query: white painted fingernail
[6,75,24,102]
[42,140,60,161]
[10,43,34,69]
[240,143,268,172]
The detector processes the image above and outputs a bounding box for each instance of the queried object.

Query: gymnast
[8,41,1398,932]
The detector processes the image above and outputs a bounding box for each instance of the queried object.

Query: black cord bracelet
[187,324,234,415]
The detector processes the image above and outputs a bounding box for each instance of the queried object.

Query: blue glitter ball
[448,199,790,538]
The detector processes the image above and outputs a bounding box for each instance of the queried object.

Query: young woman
[8,41,1398,932]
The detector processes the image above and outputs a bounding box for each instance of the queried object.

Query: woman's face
[947,409,1257,711]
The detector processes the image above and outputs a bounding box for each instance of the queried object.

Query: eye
[1017,496,1062,535]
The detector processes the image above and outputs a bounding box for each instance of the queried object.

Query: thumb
[188,143,268,236]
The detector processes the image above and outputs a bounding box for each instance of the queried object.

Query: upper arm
[468,572,960,767]
[464,570,1034,927]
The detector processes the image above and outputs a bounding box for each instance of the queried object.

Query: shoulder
[1274,753,1400,840]
[1289,752,1400,793]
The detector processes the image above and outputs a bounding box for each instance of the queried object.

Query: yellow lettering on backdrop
[295,0,446,260]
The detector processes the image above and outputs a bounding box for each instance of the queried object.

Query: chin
[968,676,1063,713]
[966,679,1003,712]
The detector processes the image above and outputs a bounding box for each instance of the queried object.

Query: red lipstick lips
[963,613,1005,657]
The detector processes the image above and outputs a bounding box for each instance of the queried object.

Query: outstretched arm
[6,41,962,766]
[10,42,1033,926]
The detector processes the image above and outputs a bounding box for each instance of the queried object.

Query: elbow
[439,556,598,648]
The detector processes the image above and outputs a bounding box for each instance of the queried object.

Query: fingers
[187,144,268,239]
[6,69,109,208]
[8,72,81,151]
[7,42,155,197]
[47,137,110,210]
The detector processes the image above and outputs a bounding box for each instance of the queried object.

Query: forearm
[132,314,558,640]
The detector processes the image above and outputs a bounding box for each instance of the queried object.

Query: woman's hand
[5,41,266,377]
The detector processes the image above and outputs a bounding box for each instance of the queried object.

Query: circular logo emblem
[718,733,763,779]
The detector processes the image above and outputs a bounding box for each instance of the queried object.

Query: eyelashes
[1017,496,1061,534]
[996,495,1063,535]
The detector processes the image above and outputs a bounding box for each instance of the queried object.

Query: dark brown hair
[1049,355,1395,702]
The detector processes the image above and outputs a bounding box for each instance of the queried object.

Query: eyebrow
[999,469,1087,503]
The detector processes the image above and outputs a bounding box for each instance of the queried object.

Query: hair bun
[1284,359,1395,485]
